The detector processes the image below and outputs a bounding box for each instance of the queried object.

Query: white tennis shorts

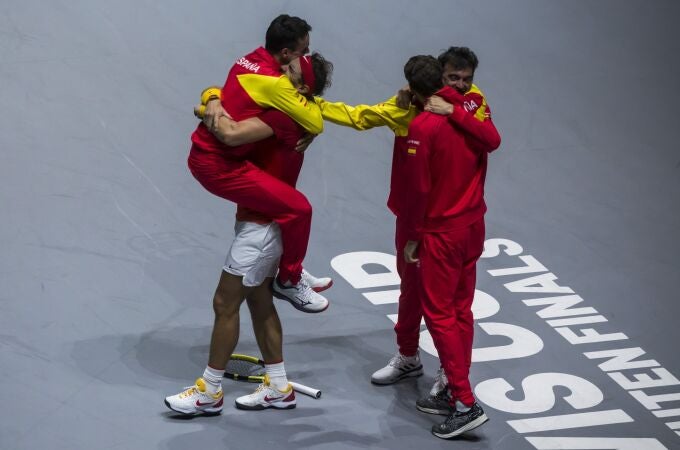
[223,221,283,287]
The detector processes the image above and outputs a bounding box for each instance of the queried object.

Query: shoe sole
[272,289,330,314]
[234,401,297,411]
[432,414,489,439]
[416,404,453,416]
[164,399,222,416]
[371,366,424,385]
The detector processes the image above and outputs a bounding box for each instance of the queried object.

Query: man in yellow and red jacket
[189,14,329,314]
[316,48,500,405]
[166,54,334,416]
[317,47,500,434]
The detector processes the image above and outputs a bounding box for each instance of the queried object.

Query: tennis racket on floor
[225,354,322,399]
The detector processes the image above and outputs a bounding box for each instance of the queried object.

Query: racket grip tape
[291,381,321,399]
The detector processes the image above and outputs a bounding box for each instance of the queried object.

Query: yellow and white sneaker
[235,375,296,410]
[164,378,223,415]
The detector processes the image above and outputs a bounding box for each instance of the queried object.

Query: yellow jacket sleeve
[237,73,324,135]
[315,96,417,137]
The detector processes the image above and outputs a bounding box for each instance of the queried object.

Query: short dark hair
[404,55,443,97]
[309,52,333,96]
[437,46,479,72]
[265,14,312,53]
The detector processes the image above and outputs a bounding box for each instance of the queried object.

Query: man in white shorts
[165,219,329,414]
[165,54,333,415]
[226,221,283,288]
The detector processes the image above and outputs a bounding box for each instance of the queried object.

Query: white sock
[265,361,289,390]
[202,366,224,394]
[401,351,419,362]
[456,400,471,412]
[277,273,303,287]
[277,276,293,287]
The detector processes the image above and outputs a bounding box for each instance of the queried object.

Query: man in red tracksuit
[189,14,328,313]
[391,48,501,415]
[315,47,500,403]
[398,55,491,438]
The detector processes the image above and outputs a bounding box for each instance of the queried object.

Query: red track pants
[394,218,423,357]
[394,217,485,406]
[188,146,310,284]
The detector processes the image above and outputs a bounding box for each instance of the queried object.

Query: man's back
[191,47,281,157]
[191,47,323,157]
[416,111,486,224]
[390,106,487,236]
[222,47,285,121]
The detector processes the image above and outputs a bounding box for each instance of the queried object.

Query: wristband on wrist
[200,86,222,105]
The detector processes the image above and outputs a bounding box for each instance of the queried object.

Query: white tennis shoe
[273,278,329,313]
[371,352,424,385]
[301,269,333,292]
[164,378,223,415]
[235,376,296,410]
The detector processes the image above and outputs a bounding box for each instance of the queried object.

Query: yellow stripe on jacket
[238,73,324,135]
[467,84,489,122]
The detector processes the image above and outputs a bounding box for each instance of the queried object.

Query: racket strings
[225,359,266,377]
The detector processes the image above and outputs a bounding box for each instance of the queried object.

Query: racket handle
[291,381,321,399]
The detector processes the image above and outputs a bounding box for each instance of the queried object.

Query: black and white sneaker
[416,387,454,415]
[371,352,423,385]
[431,402,489,439]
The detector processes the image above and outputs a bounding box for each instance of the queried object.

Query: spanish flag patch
[407,148,417,155]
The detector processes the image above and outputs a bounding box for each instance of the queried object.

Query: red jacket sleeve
[437,88,501,153]
[449,105,501,153]
[401,120,435,242]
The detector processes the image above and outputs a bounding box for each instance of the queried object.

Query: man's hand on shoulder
[424,96,454,115]
[396,84,414,109]
[295,133,316,153]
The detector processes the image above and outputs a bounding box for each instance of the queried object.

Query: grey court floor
[2,1,680,449]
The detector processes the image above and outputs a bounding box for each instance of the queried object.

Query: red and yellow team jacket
[315,84,500,239]
[235,109,305,224]
[191,47,323,158]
